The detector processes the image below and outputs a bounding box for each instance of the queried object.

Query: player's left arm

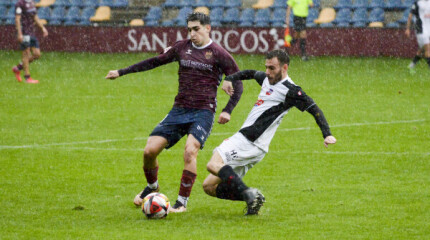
[218,53,244,124]
[33,14,48,37]
[287,87,336,147]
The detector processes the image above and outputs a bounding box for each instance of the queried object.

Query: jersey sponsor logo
[254,99,264,106]
[266,88,273,95]
[205,51,213,59]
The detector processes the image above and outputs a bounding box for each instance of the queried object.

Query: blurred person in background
[286,0,313,61]
[405,0,430,73]
[12,0,48,84]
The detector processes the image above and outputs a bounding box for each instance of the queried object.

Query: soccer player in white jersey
[405,0,430,72]
[202,50,336,215]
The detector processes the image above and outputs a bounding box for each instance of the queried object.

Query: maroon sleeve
[118,42,180,76]
[218,49,243,114]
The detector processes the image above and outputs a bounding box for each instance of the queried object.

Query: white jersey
[411,0,430,35]
[238,74,315,152]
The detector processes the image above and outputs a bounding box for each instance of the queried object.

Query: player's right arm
[15,11,23,43]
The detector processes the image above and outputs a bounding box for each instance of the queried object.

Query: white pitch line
[0,119,427,150]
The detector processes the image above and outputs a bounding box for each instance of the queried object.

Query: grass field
[1,50,429,239]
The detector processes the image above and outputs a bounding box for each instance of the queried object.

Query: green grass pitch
[0,50,429,239]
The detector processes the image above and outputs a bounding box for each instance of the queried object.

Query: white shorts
[215,132,266,178]
[417,33,430,48]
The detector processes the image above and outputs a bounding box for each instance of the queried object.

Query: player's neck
[192,39,212,49]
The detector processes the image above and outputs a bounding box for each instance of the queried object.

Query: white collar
[192,39,213,49]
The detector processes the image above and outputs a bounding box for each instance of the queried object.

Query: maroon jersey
[118,39,243,113]
[15,0,37,36]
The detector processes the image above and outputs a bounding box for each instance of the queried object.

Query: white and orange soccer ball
[142,193,170,219]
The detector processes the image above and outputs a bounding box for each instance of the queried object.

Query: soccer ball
[142,193,170,219]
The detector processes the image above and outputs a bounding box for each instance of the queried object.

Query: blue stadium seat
[386,21,400,28]
[209,0,226,8]
[369,0,384,9]
[113,0,128,7]
[174,7,193,24]
[254,8,270,26]
[211,20,222,26]
[65,6,81,22]
[353,21,366,27]
[164,0,181,8]
[37,7,51,20]
[193,0,210,7]
[0,6,7,21]
[333,8,351,24]
[179,0,195,8]
[84,0,99,8]
[271,0,287,9]
[145,20,159,26]
[385,0,404,10]
[5,5,16,21]
[2,0,15,8]
[100,0,114,7]
[162,20,175,26]
[50,6,66,22]
[53,0,71,7]
[226,0,241,8]
[210,7,224,22]
[351,8,367,23]
[352,0,368,9]
[144,6,162,21]
[368,7,384,22]
[79,7,95,21]
[401,0,414,9]
[313,0,320,8]
[271,8,286,25]
[397,8,409,24]
[320,22,334,27]
[239,8,254,26]
[306,8,318,27]
[222,7,240,23]
[5,17,15,24]
[70,0,86,7]
[334,0,352,10]
[337,22,350,27]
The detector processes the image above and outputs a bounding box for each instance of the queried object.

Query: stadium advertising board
[0,25,417,57]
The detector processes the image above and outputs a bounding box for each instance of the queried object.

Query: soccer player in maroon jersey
[105,12,243,213]
[12,0,48,84]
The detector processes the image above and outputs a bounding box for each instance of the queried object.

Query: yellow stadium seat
[314,7,335,24]
[36,0,55,7]
[90,6,111,22]
[252,0,273,9]
[368,21,383,28]
[194,6,210,15]
[129,19,144,26]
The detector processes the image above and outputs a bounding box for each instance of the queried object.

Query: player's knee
[183,145,198,163]
[33,52,41,59]
[202,180,215,196]
[143,147,158,161]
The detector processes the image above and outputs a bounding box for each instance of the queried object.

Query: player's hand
[105,70,119,80]
[405,29,410,38]
[17,34,23,43]
[218,112,231,124]
[222,81,234,96]
[324,135,336,148]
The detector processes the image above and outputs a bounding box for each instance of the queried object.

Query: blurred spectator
[12,0,48,83]
[405,0,430,73]
[286,0,313,61]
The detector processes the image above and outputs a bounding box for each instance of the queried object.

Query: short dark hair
[186,12,211,25]
[266,50,290,66]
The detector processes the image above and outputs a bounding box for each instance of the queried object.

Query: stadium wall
[0,25,417,57]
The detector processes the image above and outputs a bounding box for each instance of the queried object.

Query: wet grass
[0,50,429,239]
